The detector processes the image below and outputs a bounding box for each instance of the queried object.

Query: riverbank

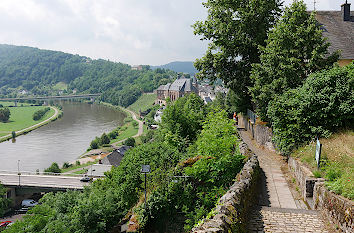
[0,106,61,143]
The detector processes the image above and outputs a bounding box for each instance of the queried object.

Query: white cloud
[0,0,349,65]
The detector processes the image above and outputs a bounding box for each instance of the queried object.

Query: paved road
[0,173,88,190]
[0,106,59,141]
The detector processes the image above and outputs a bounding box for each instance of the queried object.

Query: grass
[110,121,139,144]
[0,101,32,107]
[128,93,157,114]
[73,169,88,175]
[292,130,354,199]
[0,106,55,133]
[61,160,97,173]
[53,82,68,90]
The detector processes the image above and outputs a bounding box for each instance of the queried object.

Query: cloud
[0,0,348,65]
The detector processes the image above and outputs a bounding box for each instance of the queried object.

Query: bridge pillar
[14,100,17,107]
[90,97,95,102]
[43,101,48,106]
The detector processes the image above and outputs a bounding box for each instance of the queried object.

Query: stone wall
[288,157,325,201]
[288,157,354,232]
[313,182,354,233]
[192,154,260,233]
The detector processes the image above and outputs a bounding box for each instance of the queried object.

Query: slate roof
[315,11,354,59]
[169,78,197,92]
[157,83,171,91]
[102,146,130,167]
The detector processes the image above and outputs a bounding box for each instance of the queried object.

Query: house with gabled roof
[315,1,354,66]
[155,76,198,105]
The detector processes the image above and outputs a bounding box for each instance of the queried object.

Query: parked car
[0,221,11,231]
[80,175,92,182]
[21,199,38,207]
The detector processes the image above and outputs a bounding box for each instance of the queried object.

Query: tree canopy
[193,0,282,113]
[250,1,339,121]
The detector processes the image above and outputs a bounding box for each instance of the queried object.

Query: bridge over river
[0,171,92,191]
[0,93,101,105]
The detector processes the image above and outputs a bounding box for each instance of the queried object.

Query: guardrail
[247,109,257,124]
[0,170,84,177]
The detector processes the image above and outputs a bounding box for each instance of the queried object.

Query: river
[0,101,126,172]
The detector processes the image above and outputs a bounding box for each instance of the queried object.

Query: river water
[0,101,125,172]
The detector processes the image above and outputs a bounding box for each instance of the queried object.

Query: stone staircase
[247,206,329,233]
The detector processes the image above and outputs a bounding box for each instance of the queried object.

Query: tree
[193,0,282,113]
[267,63,354,155]
[100,132,110,145]
[0,107,10,122]
[124,137,135,147]
[250,0,339,121]
[0,183,11,217]
[44,162,61,173]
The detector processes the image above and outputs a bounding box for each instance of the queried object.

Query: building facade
[155,77,198,105]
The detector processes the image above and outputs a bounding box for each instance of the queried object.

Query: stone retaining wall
[313,182,354,233]
[192,154,260,233]
[288,157,324,201]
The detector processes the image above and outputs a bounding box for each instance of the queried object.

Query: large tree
[250,1,339,121]
[193,0,282,113]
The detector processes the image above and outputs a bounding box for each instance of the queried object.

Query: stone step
[247,206,329,233]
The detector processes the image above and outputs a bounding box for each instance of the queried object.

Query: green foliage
[90,137,100,149]
[0,183,11,217]
[123,137,135,147]
[62,162,72,169]
[0,107,10,122]
[11,131,16,139]
[268,64,354,155]
[161,93,205,144]
[250,1,339,121]
[100,132,110,145]
[32,107,50,121]
[193,0,282,113]
[44,162,61,173]
[107,130,118,139]
[0,45,175,107]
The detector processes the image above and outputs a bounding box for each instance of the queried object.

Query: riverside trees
[0,107,10,122]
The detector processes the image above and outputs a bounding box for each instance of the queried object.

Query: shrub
[124,137,135,147]
[44,162,61,173]
[90,137,100,149]
[11,131,16,139]
[33,107,50,121]
[108,131,118,139]
[62,162,72,169]
[0,107,10,122]
[268,63,354,155]
[100,132,110,145]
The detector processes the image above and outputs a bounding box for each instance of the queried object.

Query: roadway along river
[0,101,125,172]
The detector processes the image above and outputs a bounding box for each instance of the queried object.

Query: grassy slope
[0,106,55,136]
[128,93,157,113]
[292,130,354,199]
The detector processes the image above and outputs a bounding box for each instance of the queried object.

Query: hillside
[151,61,198,75]
[0,44,175,107]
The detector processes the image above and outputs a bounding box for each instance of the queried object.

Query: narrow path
[239,130,331,232]
[0,106,59,141]
[111,108,143,148]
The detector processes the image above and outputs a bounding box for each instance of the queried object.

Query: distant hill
[152,61,198,75]
[0,44,176,107]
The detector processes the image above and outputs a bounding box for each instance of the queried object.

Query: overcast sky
[0,0,349,66]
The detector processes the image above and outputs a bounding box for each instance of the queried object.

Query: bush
[108,131,118,139]
[11,131,16,139]
[124,137,135,147]
[33,107,50,121]
[62,162,72,169]
[0,107,10,122]
[268,64,354,155]
[132,121,138,127]
[44,162,61,173]
[100,132,110,145]
[90,137,100,149]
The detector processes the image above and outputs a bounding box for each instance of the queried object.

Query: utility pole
[141,165,151,210]
[17,160,21,186]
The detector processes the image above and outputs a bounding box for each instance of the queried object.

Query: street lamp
[17,160,21,186]
[141,165,151,210]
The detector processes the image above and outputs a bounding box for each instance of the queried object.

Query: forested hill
[152,61,198,75]
[0,44,175,107]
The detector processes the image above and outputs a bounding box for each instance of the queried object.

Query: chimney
[342,1,351,21]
